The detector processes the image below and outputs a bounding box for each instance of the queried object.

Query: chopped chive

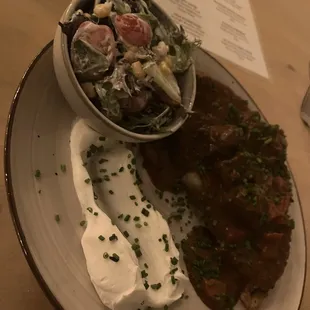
[127,164,132,169]
[130,169,135,175]
[123,231,130,238]
[109,234,118,241]
[111,172,118,176]
[131,158,136,165]
[100,168,107,173]
[60,164,67,173]
[162,234,168,243]
[135,223,142,228]
[170,268,178,274]
[94,212,98,216]
[103,175,110,181]
[84,178,91,184]
[144,281,149,290]
[99,158,108,164]
[98,235,105,241]
[132,244,140,251]
[34,169,41,178]
[171,276,177,285]
[128,154,132,158]
[129,195,136,200]
[109,190,114,195]
[135,202,139,206]
[141,196,147,202]
[146,204,152,209]
[151,283,162,290]
[118,214,124,219]
[124,215,131,222]
[135,249,142,258]
[134,216,140,222]
[170,257,178,265]
[80,220,86,227]
[54,214,60,223]
[141,208,149,217]
[144,222,148,226]
[109,253,120,262]
[144,263,149,269]
[87,207,93,213]
[164,243,169,252]
[141,270,148,278]
[103,252,109,259]
[99,136,106,141]
[119,167,124,172]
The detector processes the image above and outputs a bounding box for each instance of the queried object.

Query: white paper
[154,0,269,78]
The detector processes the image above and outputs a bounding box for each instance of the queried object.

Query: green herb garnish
[34,169,41,178]
[151,283,162,290]
[141,270,148,278]
[170,257,178,265]
[54,214,60,223]
[109,253,120,262]
[109,234,118,241]
[98,235,105,241]
[141,208,150,217]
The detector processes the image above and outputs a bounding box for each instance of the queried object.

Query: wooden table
[0,0,309,309]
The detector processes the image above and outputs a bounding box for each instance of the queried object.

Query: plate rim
[3,41,307,310]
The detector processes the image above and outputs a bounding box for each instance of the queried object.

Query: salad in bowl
[54,0,198,140]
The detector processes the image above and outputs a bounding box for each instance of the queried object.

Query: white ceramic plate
[4,42,306,310]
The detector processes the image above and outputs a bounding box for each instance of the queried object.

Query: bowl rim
[4,40,307,310]
[58,0,196,141]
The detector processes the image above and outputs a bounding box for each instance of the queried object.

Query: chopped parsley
[60,164,66,173]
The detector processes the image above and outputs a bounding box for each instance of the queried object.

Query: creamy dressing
[70,119,188,309]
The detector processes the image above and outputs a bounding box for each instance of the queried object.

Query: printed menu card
[154,0,269,78]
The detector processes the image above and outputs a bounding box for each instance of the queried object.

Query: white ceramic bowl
[53,0,196,142]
